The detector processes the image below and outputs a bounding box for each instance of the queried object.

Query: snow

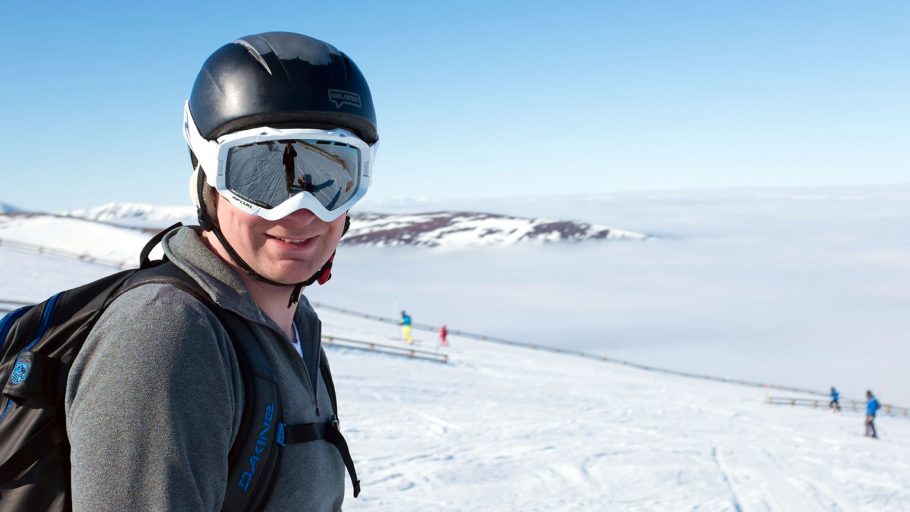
[325,328,910,511]
[0,214,157,266]
[346,211,647,247]
[1,186,909,510]
[63,202,196,229]
[1,246,908,510]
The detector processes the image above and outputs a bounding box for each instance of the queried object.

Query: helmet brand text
[328,90,362,109]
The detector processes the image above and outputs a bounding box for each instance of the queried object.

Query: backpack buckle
[276,422,286,447]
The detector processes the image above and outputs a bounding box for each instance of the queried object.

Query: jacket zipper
[269,320,321,417]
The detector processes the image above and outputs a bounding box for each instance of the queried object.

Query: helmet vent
[233,39,273,76]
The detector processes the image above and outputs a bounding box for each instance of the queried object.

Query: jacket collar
[160,226,318,335]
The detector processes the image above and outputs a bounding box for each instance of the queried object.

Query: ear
[191,165,220,230]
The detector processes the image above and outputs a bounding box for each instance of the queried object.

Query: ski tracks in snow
[711,445,744,512]
[307,319,910,511]
[712,443,849,512]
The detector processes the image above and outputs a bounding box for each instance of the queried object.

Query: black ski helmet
[188,31,377,144]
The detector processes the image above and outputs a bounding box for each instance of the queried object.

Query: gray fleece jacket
[64,226,346,511]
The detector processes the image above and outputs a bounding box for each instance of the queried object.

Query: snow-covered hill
[1,243,908,511]
[0,214,159,266]
[345,211,647,247]
[65,202,196,229]
[3,201,650,248]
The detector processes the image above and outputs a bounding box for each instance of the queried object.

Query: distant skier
[865,390,880,439]
[400,310,414,345]
[439,324,449,348]
[829,386,841,411]
[283,142,298,193]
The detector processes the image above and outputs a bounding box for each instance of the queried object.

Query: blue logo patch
[10,361,30,385]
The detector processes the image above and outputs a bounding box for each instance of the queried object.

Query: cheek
[328,217,347,244]
[216,201,267,248]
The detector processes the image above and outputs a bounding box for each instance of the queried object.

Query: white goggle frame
[183,101,377,222]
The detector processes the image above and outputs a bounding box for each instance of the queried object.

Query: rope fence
[322,334,448,364]
[311,302,910,415]
[0,237,127,269]
[767,396,910,418]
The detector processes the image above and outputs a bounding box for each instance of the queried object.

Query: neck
[201,231,298,340]
[238,273,299,340]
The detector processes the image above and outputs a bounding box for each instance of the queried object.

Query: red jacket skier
[439,324,449,347]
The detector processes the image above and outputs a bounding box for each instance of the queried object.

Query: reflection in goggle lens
[226,139,360,211]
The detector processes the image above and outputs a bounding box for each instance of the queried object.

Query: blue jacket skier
[400,311,414,344]
[829,386,841,411]
[865,390,880,439]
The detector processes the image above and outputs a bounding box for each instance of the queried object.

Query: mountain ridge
[5,202,649,248]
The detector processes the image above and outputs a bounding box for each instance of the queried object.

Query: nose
[282,207,319,226]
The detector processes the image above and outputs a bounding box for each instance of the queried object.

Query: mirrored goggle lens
[225,139,362,212]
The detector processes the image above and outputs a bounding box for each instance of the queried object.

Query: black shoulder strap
[124,262,283,512]
[126,260,359,502]
[319,356,338,419]
[278,416,360,498]
[138,222,183,269]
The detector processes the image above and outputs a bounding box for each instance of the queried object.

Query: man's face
[212,193,346,284]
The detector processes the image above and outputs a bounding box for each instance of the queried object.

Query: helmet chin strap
[195,170,347,308]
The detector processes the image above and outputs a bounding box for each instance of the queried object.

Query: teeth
[279,237,305,244]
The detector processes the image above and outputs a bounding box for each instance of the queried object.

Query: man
[64,32,378,510]
[829,386,841,411]
[440,323,449,348]
[400,310,414,344]
[865,390,880,439]
[283,142,299,193]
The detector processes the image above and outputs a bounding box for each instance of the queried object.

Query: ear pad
[189,166,202,208]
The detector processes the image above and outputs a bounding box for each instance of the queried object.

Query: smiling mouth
[268,234,316,245]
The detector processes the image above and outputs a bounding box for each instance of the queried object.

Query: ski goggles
[183,102,377,222]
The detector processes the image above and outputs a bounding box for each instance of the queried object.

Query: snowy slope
[323,316,910,511]
[55,202,649,247]
[64,202,196,229]
[1,245,908,511]
[0,214,157,266]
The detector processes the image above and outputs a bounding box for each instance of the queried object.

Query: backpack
[0,224,359,511]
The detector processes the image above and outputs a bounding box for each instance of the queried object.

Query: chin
[268,264,320,284]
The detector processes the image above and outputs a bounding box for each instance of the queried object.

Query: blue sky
[2,0,908,212]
